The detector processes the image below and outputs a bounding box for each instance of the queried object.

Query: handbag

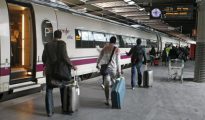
[48,78,63,88]
[100,47,116,76]
[100,64,109,76]
[52,61,72,81]
[45,41,72,82]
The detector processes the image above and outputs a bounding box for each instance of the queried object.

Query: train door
[8,3,35,84]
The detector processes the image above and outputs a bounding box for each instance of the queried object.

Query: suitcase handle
[144,64,148,71]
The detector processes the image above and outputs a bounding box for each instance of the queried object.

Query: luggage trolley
[168,59,184,83]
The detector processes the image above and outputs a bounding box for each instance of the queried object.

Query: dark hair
[136,38,141,45]
[110,36,116,44]
[54,30,62,39]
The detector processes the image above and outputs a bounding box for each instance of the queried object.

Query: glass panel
[141,38,147,47]
[88,31,94,41]
[105,33,111,42]
[93,32,106,41]
[42,20,53,44]
[81,31,89,41]
[75,29,81,48]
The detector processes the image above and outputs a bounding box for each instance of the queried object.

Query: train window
[75,29,81,48]
[93,32,106,48]
[130,37,136,46]
[141,39,147,47]
[93,32,106,41]
[105,34,111,42]
[122,36,130,47]
[75,29,125,48]
[88,31,94,41]
[81,31,89,40]
[41,20,53,44]
[115,35,122,47]
[81,30,94,48]
[147,39,157,48]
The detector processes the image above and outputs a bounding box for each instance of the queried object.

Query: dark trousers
[131,63,142,87]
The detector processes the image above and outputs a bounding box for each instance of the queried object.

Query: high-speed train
[0,0,190,100]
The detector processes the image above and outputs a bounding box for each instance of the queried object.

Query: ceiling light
[139,8,145,11]
[80,0,88,2]
[131,24,141,28]
[128,1,135,5]
[50,0,56,2]
[77,8,87,13]
[124,0,132,2]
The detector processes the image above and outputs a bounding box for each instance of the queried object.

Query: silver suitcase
[63,82,80,113]
[63,71,80,113]
[143,66,153,87]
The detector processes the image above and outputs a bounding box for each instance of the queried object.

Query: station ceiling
[40,0,197,41]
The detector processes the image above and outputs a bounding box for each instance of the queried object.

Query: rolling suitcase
[111,77,126,109]
[143,65,153,87]
[154,58,159,66]
[63,72,80,113]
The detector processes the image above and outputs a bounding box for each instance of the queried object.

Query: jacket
[127,45,147,64]
[42,39,74,75]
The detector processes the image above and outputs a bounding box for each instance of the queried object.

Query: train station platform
[1,61,205,120]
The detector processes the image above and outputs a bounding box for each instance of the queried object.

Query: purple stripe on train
[0,67,10,76]
[36,58,98,72]
[36,55,130,72]
[0,55,131,75]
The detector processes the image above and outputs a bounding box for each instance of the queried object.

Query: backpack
[132,46,144,63]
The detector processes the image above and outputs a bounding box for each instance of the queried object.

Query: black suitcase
[62,81,80,113]
[143,65,153,87]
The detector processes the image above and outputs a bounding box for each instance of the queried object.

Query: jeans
[131,63,142,88]
[45,85,64,114]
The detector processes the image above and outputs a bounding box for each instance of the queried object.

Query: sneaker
[132,87,135,90]
[101,84,105,89]
[47,113,53,117]
[105,102,110,106]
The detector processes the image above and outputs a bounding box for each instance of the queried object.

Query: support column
[194,0,205,82]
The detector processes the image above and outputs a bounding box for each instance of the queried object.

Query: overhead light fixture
[124,0,131,2]
[128,1,135,5]
[139,8,145,11]
[77,8,87,13]
[50,0,56,2]
[80,0,88,2]
[131,24,141,28]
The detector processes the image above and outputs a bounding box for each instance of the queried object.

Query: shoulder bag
[100,47,116,76]
[45,41,71,88]
[52,41,72,81]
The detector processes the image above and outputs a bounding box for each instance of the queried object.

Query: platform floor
[1,61,205,120]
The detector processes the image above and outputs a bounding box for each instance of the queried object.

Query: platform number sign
[41,20,53,44]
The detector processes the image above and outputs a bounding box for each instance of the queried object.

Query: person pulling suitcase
[126,38,147,89]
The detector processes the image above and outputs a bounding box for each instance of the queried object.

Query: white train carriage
[0,0,189,100]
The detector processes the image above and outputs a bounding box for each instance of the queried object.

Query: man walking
[126,38,146,89]
[96,36,121,106]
